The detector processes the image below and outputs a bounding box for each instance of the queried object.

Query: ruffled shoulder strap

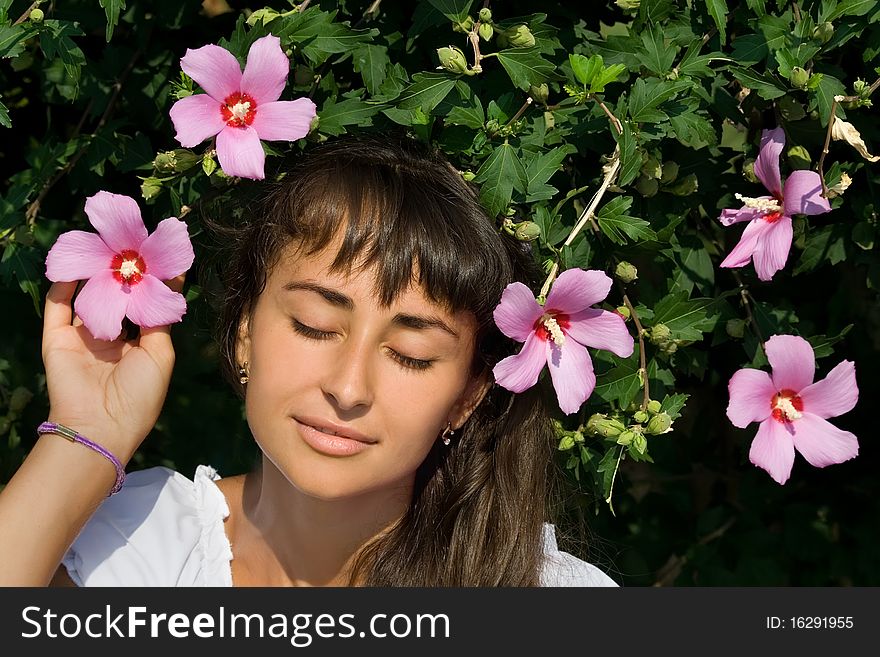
[539,523,619,587]
[62,465,233,586]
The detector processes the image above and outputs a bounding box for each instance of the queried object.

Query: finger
[43,281,78,337]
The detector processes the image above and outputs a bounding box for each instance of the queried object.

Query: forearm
[0,432,124,586]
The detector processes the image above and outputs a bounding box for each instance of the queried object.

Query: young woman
[0,135,617,587]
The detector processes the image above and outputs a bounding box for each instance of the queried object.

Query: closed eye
[291,319,336,340]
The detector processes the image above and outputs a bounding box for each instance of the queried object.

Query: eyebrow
[283,281,460,338]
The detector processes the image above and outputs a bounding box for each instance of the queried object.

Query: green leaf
[746,0,766,17]
[638,24,677,75]
[525,145,575,201]
[793,224,847,275]
[615,121,640,187]
[446,95,485,129]
[730,34,769,66]
[811,74,846,126]
[731,67,786,100]
[569,53,603,86]
[670,238,715,295]
[651,292,720,341]
[669,112,716,148]
[591,64,627,92]
[705,0,728,44]
[351,44,389,95]
[99,0,126,42]
[677,39,717,77]
[0,24,37,59]
[807,325,854,359]
[397,72,456,112]
[473,143,528,217]
[594,357,641,408]
[496,47,555,90]
[825,0,878,20]
[0,242,41,315]
[281,7,378,65]
[427,0,473,22]
[660,393,689,421]
[628,78,691,123]
[317,98,382,136]
[597,196,656,244]
[0,100,9,129]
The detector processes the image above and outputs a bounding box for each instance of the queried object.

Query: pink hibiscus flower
[492,268,635,415]
[169,34,316,180]
[727,334,859,485]
[719,127,831,281]
[45,191,195,341]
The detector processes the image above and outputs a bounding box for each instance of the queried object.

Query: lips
[294,416,376,444]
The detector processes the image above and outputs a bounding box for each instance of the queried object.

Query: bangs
[262,141,514,326]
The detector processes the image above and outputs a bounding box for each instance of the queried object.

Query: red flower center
[770,389,803,423]
[764,211,783,224]
[111,249,147,285]
[534,312,570,342]
[221,92,257,127]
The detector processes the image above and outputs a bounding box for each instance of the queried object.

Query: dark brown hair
[210,133,557,585]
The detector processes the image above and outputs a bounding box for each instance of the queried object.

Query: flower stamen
[771,389,803,423]
[221,92,257,127]
[111,249,147,285]
[539,313,566,346]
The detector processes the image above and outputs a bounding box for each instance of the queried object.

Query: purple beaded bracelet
[37,422,126,496]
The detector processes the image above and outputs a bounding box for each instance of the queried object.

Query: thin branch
[622,293,649,410]
[487,97,533,138]
[25,48,142,224]
[467,21,484,73]
[604,445,625,514]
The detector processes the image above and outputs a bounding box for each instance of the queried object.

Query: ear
[449,368,492,430]
[235,313,252,368]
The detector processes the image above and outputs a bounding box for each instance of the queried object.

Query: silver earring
[238,361,249,385]
[441,422,454,446]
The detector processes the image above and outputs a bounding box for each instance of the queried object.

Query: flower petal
[752,215,792,282]
[139,218,195,280]
[545,268,612,314]
[240,35,289,104]
[169,94,225,148]
[546,339,595,415]
[719,217,771,269]
[493,282,544,341]
[180,44,242,103]
[765,334,815,392]
[799,360,858,419]
[125,274,188,328]
[719,206,764,227]
[783,170,832,216]
[791,412,859,468]
[754,127,785,197]
[73,269,129,341]
[564,308,634,358]
[84,191,148,253]
[216,125,265,180]
[251,99,317,142]
[748,419,795,485]
[727,367,775,428]
[45,231,114,282]
[492,331,547,393]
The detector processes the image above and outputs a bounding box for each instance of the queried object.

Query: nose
[320,336,374,412]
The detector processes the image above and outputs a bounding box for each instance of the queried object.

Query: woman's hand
[40,277,183,462]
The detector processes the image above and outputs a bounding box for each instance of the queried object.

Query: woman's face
[237,241,488,501]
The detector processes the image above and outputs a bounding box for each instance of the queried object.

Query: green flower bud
[660,161,679,184]
[646,412,672,435]
[632,432,647,454]
[29,8,44,22]
[725,318,746,339]
[586,413,626,438]
[505,25,535,48]
[615,261,638,283]
[529,83,549,105]
[461,170,476,182]
[650,323,672,344]
[558,433,575,451]
[479,8,493,22]
[153,151,177,172]
[453,16,474,33]
[647,399,662,414]
[437,46,469,75]
[633,410,649,424]
[667,173,698,196]
[202,153,217,177]
[812,22,834,44]
[640,154,662,179]
[478,22,494,41]
[8,387,33,414]
[787,145,811,170]
[141,177,162,201]
[616,430,635,446]
[635,175,659,198]
[615,305,631,320]
[742,159,758,183]
[789,66,810,89]
[514,221,541,242]
[854,79,869,95]
[615,0,641,10]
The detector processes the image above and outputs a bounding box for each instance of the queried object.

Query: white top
[62,465,618,588]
